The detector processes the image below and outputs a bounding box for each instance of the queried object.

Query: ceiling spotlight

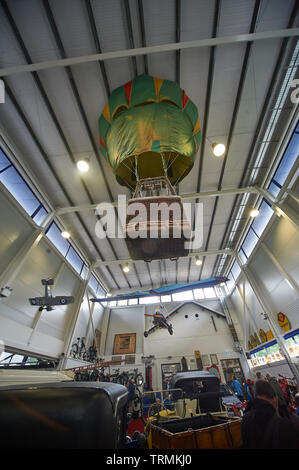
[195,256,202,266]
[61,231,71,239]
[212,143,226,157]
[77,159,89,172]
[123,263,130,273]
[250,208,260,218]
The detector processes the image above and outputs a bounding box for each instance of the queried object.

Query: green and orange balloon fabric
[99,74,201,188]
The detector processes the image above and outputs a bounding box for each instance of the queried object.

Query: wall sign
[277,312,291,332]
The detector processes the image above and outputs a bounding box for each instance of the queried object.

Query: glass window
[96,283,106,297]
[46,222,70,257]
[66,247,84,275]
[242,228,259,259]
[172,290,194,302]
[193,289,205,300]
[0,166,41,216]
[109,301,117,307]
[0,148,11,172]
[32,206,48,226]
[161,295,172,303]
[251,200,274,238]
[267,181,281,197]
[203,287,217,298]
[118,300,128,306]
[88,275,98,294]
[238,249,247,264]
[139,296,160,305]
[80,263,88,280]
[128,298,138,305]
[272,132,299,186]
[231,261,241,282]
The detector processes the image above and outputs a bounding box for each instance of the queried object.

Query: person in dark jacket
[241,380,299,449]
[125,379,136,413]
[266,373,289,418]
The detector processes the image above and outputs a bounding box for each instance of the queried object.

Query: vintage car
[0,381,128,449]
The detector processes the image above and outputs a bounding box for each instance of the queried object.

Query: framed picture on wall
[111,355,123,365]
[125,355,135,365]
[113,333,136,355]
[210,354,219,365]
[201,355,210,367]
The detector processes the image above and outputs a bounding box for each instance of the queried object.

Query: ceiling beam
[1,28,299,77]
[93,249,234,268]
[56,186,258,215]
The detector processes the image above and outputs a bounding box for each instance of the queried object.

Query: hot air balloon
[99,74,201,189]
[98,74,201,261]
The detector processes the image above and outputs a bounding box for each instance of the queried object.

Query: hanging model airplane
[90,276,228,303]
[29,279,74,312]
[144,308,173,337]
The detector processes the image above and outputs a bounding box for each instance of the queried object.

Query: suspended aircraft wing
[29,296,74,307]
[90,276,228,303]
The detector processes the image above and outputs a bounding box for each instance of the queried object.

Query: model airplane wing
[90,276,228,303]
[29,296,74,307]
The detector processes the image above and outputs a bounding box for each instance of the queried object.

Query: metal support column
[236,281,261,347]
[85,291,96,347]
[59,267,93,369]
[219,296,243,355]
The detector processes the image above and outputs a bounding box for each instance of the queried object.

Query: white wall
[229,213,299,378]
[0,188,98,360]
[101,299,246,389]
[144,301,245,389]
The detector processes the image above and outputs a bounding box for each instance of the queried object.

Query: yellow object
[259,329,267,343]
[194,350,201,359]
[250,335,257,348]
[277,312,291,332]
[266,330,274,341]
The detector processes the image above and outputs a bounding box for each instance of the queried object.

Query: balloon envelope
[99,74,201,188]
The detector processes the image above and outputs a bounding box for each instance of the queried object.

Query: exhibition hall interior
[0,0,298,451]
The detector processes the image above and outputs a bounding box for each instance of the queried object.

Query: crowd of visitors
[238,372,299,449]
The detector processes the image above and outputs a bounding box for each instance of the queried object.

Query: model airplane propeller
[29,278,74,312]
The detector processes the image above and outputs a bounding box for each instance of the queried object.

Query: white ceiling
[0,0,298,291]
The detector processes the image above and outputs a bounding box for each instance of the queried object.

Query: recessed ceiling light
[61,231,71,239]
[123,263,130,273]
[195,256,202,266]
[212,143,226,157]
[77,159,89,172]
[250,208,260,218]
